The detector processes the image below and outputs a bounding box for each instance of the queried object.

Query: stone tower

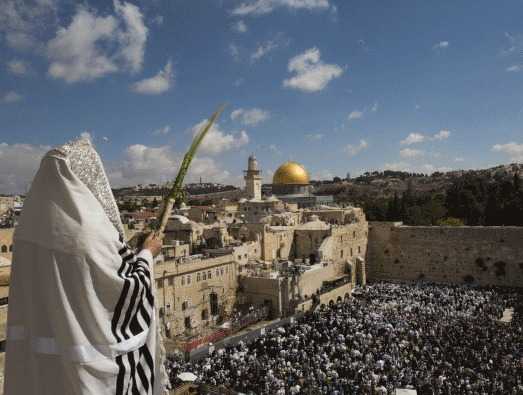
[244,154,262,200]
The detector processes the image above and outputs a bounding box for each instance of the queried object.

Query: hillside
[314,163,523,201]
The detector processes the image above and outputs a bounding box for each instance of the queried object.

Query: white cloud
[283,47,343,93]
[455,157,465,162]
[232,0,330,16]
[153,125,170,136]
[0,0,57,50]
[47,8,117,82]
[233,78,244,87]
[433,129,451,140]
[47,2,147,83]
[311,169,334,180]
[0,143,50,194]
[305,133,324,141]
[506,65,521,72]
[401,133,425,145]
[230,108,270,126]
[229,43,240,61]
[107,144,234,187]
[1,91,23,103]
[113,0,148,73]
[344,139,368,157]
[110,144,178,186]
[400,130,451,145]
[191,120,249,155]
[131,60,173,95]
[400,148,424,159]
[492,142,523,162]
[7,59,29,75]
[232,20,247,33]
[251,40,279,62]
[348,110,363,121]
[433,41,449,50]
[371,101,379,112]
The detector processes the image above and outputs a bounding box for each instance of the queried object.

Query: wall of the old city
[367,222,523,287]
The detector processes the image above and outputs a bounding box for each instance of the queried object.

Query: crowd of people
[166,281,522,394]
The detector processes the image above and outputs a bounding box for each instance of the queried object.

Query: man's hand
[142,232,163,257]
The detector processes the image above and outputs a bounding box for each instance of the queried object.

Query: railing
[180,307,270,353]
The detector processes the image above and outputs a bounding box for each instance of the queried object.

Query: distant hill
[314,163,523,202]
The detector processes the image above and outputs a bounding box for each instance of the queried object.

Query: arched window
[9,245,13,252]
[0,245,7,253]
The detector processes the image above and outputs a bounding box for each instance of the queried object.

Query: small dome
[273,161,309,185]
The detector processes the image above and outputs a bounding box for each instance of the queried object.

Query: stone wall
[367,222,523,287]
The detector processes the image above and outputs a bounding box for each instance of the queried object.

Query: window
[201,309,209,320]
[9,245,13,252]
[220,268,224,276]
[0,245,6,253]
[358,246,361,254]
[197,273,201,282]
[157,280,163,288]
[202,272,207,281]
[184,316,191,329]
[168,277,174,286]
[207,270,212,279]
[187,275,191,285]
[340,250,344,258]
[182,301,189,311]
[350,248,353,257]
[181,276,185,286]
[216,268,220,277]
[353,231,356,238]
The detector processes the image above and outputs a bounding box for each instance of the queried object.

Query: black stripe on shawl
[112,244,155,395]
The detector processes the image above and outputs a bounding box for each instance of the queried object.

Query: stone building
[154,254,238,337]
[0,229,14,261]
[0,198,15,217]
[243,154,262,201]
[271,161,334,207]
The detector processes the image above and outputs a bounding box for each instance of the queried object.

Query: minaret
[244,154,262,200]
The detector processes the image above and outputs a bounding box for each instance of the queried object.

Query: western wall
[366,221,523,287]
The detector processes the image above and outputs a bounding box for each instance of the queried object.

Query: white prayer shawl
[4,142,165,394]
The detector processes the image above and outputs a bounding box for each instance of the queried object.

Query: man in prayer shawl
[4,138,167,395]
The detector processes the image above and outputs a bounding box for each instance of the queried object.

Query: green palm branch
[157,105,225,234]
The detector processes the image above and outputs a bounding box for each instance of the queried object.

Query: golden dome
[273,161,310,185]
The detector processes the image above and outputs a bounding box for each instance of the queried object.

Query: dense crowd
[166,282,522,394]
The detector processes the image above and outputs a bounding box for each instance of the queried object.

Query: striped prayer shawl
[112,240,155,395]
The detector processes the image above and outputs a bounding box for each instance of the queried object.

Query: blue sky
[1,0,523,194]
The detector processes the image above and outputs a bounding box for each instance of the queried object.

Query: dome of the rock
[273,161,310,185]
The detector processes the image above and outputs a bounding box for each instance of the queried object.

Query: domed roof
[273,161,310,185]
